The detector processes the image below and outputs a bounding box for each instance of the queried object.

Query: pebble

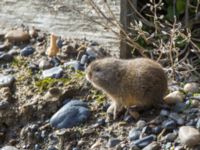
[136,120,147,129]
[179,126,200,147]
[0,100,10,110]
[80,54,88,65]
[39,59,52,69]
[20,46,35,56]
[129,128,141,141]
[107,138,121,148]
[42,66,63,78]
[0,53,13,63]
[86,47,97,58]
[0,74,15,87]
[184,83,199,93]
[64,61,83,71]
[50,100,90,128]
[169,112,185,125]
[160,109,169,117]
[164,91,185,104]
[142,142,160,150]
[196,119,200,129]
[132,134,156,148]
[161,132,177,143]
[1,146,19,150]
[162,119,176,130]
[5,29,30,42]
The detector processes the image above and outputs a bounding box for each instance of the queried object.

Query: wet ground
[0,0,120,56]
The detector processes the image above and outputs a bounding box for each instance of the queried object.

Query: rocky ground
[0,26,200,150]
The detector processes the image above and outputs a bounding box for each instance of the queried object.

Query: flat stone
[0,74,15,87]
[42,66,63,78]
[162,119,176,130]
[50,100,90,129]
[5,29,30,43]
[1,146,19,150]
[179,126,200,147]
[184,83,199,93]
[132,135,156,148]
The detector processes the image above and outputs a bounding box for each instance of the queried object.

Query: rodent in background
[86,57,168,119]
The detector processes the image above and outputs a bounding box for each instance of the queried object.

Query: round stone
[20,46,35,56]
[164,91,185,104]
[179,126,200,147]
[184,83,199,93]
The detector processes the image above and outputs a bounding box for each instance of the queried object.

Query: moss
[90,90,106,104]
[11,56,27,68]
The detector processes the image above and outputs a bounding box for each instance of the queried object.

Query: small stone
[0,53,13,63]
[196,119,200,129]
[64,61,83,71]
[129,128,141,141]
[42,66,63,78]
[20,46,35,56]
[50,100,90,128]
[160,109,169,116]
[39,59,53,69]
[47,146,58,150]
[179,126,200,147]
[164,91,185,104]
[132,135,156,148]
[136,120,147,129]
[184,83,199,93]
[151,126,162,134]
[169,112,185,125]
[191,100,200,108]
[0,75,15,87]
[80,54,88,65]
[1,146,19,150]
[107,138,121,148]
[162,120,176,130]
[0,100,9,110]
[172,102,187,113]
[86,47,97,58]
[161,132,177,143]
[142,141,160,150]
[50,58,60,66]
[5,29,30,42]
[174,146,185,150]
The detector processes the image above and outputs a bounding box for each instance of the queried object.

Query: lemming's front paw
[106,102,123,120]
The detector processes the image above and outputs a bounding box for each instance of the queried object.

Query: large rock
[179,126,200,147]
[5,29,30,42]
[183,83,199,93]
[0,74,15,87]
[164,91,185,104]
[50,100,90,129]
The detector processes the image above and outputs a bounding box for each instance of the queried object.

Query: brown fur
[86,57,168,118]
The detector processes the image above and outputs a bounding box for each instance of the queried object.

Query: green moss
[90,90,106,104]
[11,56,27,68]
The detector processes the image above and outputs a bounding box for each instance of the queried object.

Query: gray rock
[0,100,10,110]
[80,54,88,65]
[162,119,176,130]
[161,132,177,143]
[20,46,35,56]
[129,128,141,141]
[169,112,185,125]
[1,146,19,150]
[50,100,90,129]
[142,142,160,150]
[132,135,156,148]
[86,47,97,58]
[196,119,200,129]
[39,59,52,69]
[179,126,200,147]
[0,74,15,87]
[42,66,63,78]
[64,61,83,71]
[107,138,121,148]
[0,53,13,63]
[136,120,147,129]
[160,109,169,116]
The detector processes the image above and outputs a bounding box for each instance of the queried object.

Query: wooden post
[120,0,133,58]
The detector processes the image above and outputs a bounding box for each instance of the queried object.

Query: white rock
[179,126,200,147]
[164,91,185,104]
[184,83,199,93]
